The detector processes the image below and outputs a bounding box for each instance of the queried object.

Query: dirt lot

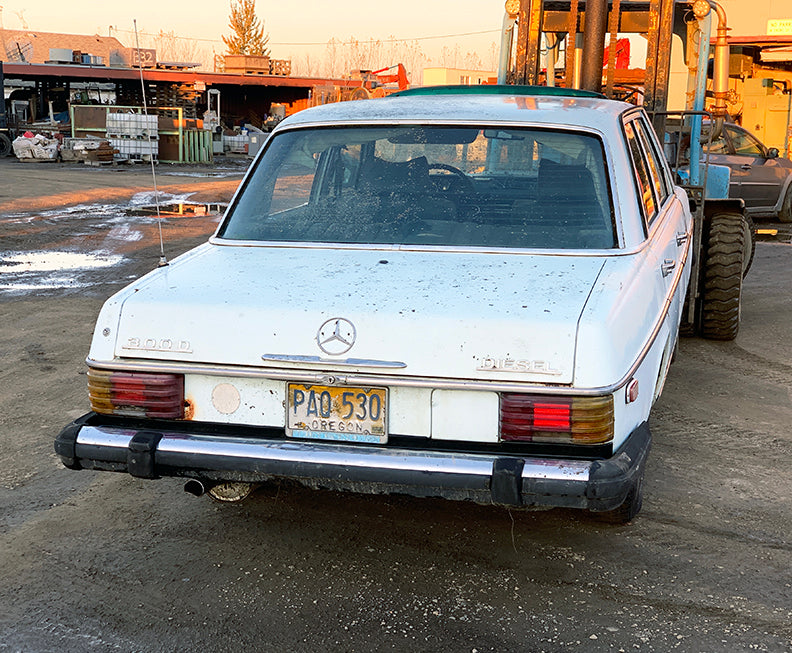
[0,158,790,652]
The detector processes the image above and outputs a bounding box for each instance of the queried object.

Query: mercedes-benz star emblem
[316,318,356,356]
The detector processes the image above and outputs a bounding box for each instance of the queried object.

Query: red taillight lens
[88,369,184,419]
[499,394,613,444]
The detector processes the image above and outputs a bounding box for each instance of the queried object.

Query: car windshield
[218,125,616,249]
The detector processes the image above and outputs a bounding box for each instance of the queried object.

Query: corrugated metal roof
[1,29,129,65]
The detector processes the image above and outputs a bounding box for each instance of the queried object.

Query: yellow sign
[767,19,792,36]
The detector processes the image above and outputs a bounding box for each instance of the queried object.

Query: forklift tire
[700,212,744,341]
[742,215,755,278]
[0,133,12,158]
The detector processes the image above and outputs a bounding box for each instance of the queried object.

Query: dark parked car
[704,122,792,222]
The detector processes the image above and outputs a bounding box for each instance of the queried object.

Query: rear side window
[220,125,617,250]
[634,118,672,204]
[624,121,657,226]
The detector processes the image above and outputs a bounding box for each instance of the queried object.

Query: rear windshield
[218,125,616,249]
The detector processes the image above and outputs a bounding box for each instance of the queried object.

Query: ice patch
[0,251,123,272]
[105,224,144,242]
[164,170,245,178]
[0,251,124,294]
[129,191,194,207]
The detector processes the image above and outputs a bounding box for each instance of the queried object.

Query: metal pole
[689,12,711,188]
[515,0,530,84]
[528,0,545,84]
[498,11,518,85]
[580,0,608,92]
[604,0,622,98]
[784,87,791,159]
[564,0,580,88]
[546,34,557,86]
[0,62,5,130]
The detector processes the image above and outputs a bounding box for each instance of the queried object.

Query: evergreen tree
[223,0,270,57]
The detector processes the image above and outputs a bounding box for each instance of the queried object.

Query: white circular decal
[211,383,241,415]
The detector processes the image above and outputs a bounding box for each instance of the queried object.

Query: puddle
[126,202,227,217]
[0,251,124,293]
[0,251,122,272]
[164,170,246,178]
[0,192,226,296]
[126,191,227,218]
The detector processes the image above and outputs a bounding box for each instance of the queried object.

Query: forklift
[499,0,750,340]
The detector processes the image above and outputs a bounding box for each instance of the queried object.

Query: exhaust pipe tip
[184,479,206,497]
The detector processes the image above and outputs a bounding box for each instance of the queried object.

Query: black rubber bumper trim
[586,421,652,511]
[128,431,164,479]
[54,413,93,469]
[491,458,525,506]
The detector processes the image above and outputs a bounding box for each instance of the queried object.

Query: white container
[106,113,158,140]
[49,48,73,62]
[223,134,249,154]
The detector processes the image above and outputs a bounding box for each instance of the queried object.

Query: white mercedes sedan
[56,87,692,523]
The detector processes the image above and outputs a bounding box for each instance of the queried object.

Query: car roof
[278,89,635,133]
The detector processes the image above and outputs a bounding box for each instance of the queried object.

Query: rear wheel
[741,215,756,278]
[700,212,744,341]
[779,186,792,223]
[679,285,696,337]
[0,132,12,158]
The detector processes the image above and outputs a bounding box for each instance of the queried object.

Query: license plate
[286,384,387,444]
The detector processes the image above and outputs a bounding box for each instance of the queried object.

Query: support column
[580,0,608,92]
[515,0,545,85]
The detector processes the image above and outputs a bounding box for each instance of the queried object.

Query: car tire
[679,285,697,337]
[779,186,792,223]
[0,133,12,158]
[700,212,744,341]
[593,474,644,525]
[742,215,755,278]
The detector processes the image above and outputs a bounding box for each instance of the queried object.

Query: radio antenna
[134,19,168,267]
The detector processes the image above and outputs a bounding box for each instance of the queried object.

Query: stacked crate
[150,83,199,118]
[106,113,159,162]
[60,138,116,164]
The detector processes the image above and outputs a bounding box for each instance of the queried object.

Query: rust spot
[183,398,195,421]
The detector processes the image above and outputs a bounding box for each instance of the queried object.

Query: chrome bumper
[55,416,650,511]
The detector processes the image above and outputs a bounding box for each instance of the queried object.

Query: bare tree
[223,0,270,56]
[116,29,213,70]
[154,30,206,64]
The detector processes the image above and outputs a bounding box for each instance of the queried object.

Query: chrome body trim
[262,354,407,369]
[75,425,592,483]
[215,118,635,251]
[208,236,629,257]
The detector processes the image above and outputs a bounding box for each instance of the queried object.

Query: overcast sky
[0,0,508,60]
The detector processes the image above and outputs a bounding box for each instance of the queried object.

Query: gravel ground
[0,159,790,652]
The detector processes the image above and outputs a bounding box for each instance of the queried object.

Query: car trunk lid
[113,244,606,385]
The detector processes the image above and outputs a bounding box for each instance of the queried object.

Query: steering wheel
[428,163,472,191]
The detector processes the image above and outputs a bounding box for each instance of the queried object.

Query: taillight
[499,393,613,444]
[88,369,185,419]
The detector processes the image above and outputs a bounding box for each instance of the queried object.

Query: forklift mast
[504,0,693,136]
[500,0,749,339]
